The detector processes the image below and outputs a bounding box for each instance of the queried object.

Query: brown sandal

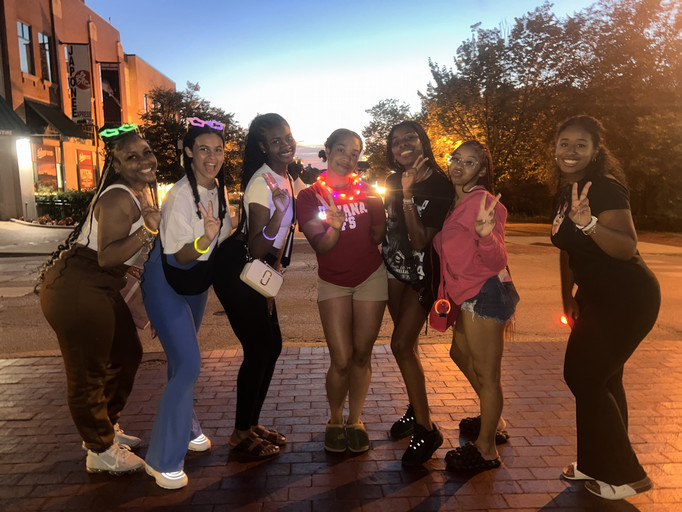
[253,425,287,446]
[230,432,280,460]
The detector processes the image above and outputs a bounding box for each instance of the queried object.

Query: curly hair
[554,115,627,189]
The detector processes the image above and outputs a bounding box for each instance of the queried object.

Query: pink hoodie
[433,188,508,304]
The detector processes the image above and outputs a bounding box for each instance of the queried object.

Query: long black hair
[241,113,289,191]
[35,130,152,287]
[182,124,228,221]
[554,115,627,189]
[386,120,446,177]
[452,140,495,194]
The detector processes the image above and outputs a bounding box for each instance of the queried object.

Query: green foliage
[363,0,682,224]
[35,188,96,222]
[362,99,413,183]
[140,82,246,189]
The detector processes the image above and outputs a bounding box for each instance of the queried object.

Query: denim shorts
[461,272,519,323]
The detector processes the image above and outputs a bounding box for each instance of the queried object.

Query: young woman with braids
[551,115,659,500]
[297,129,387,453]
[141,119,231,489]
[39,125,159,475]
[213,113,302,459]
[382,121,454,466]
[435,140,518,473]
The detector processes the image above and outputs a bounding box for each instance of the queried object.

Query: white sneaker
[81,424,141,451]
[86,443,145,474]
[188,434,211,452]
[145,464,188,489]
[114,423,141,450]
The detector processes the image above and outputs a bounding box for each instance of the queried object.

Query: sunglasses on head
[99,123,138,139]
[188,117,225,131]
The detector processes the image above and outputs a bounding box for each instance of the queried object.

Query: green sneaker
[346,421,370,453]
[324,422,347,452]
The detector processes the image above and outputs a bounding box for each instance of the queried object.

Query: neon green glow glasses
[99,124,138,139]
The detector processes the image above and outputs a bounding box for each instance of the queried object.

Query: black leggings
[563,268,660,485]
[213,244,282,431]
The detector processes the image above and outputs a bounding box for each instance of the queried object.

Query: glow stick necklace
[316,171,366,201]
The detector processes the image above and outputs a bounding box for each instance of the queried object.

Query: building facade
[0,0,174,220]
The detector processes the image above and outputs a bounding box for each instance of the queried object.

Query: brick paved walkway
[2,342,681,511]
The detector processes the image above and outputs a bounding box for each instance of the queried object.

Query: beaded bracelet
[135,226,156,245]
[262,226,277,241]
[194,236,210,254]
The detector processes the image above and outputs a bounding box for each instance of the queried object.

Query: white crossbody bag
[239,259,283,298]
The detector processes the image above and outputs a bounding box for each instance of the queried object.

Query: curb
[9,218,75,230]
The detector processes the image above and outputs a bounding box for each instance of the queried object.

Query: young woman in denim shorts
[433,140,519,472]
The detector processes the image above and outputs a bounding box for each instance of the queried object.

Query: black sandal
[253,425,287,446]
[230,432,280,460]
[445,442,500,472]
[458,415,510,445]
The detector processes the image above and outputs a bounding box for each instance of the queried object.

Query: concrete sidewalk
[2,342,681,511]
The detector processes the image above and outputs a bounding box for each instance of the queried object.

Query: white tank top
[75,184,146,266]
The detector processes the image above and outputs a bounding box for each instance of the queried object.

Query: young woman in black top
[382,121,454,466]
[550,115,659,500]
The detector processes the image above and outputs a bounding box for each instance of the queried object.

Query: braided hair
[182,124,228,221]
[35,130,149,288]
[241,113,289,192]
[454,140,495,194]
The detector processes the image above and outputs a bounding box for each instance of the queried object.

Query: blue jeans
[141,242,206,472]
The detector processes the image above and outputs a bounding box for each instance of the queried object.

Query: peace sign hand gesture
[568,181,592,227]
[198,201,221,243]
[316,189,345,231]
[137,188,161,231]
[401,155,428,195]
[272,187,291,214]
[474,192,501,237]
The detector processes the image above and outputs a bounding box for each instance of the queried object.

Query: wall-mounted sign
[66,44,92,121]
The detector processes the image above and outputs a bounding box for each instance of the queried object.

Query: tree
[416,0,682,220]
[362,99,413,183]
[140,82,245,188]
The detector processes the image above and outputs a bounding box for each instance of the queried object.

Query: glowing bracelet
[143,222,158,235]
[262,226,277,241]
[194,236,209,254]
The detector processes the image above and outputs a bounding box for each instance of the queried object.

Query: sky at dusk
[87,0,597,162]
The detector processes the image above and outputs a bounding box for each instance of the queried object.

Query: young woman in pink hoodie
[433,140,519,473]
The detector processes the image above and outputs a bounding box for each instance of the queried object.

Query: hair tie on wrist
[194,236,210,254]
[262,226,277,241]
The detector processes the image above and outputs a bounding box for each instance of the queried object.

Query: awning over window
[0,96,30,136]
[25,100,88,139]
